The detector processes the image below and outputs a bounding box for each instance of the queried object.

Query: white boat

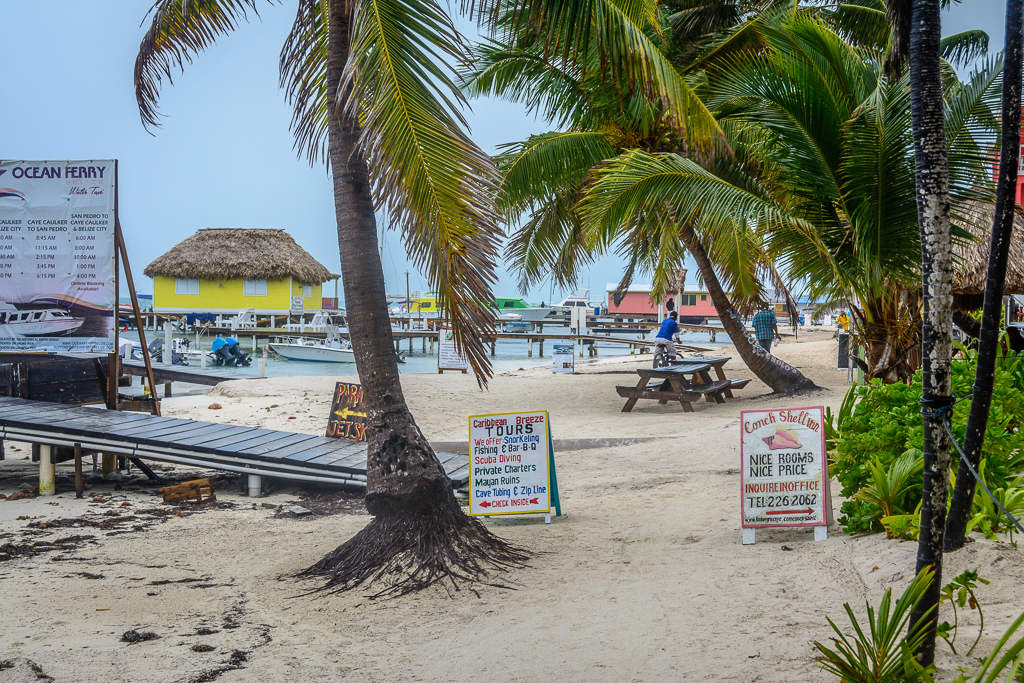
[512,289,606,323]
[0,303,85,337]
[269,325,355,363]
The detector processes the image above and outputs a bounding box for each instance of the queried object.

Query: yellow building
[145,228,338,315]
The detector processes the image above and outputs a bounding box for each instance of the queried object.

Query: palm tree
[699,13,1000,383]
[134,0,528,595]
[902,0,955,666]
[945,0,1024,552]
[464,4,818,394]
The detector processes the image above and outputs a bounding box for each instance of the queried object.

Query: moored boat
[269,325,355,363]
[0,303,85,337]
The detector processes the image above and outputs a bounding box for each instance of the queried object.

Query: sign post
[740,406,830,545]
[325,382,368,441]
[0,160,117,353]
[437,327,468,374]
[552,343,574,373]
[468,410,561,523]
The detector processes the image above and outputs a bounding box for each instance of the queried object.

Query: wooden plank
[279,439,362,463]
[170,424,256,447]
[203,429,289,453]
[103,417,188,436]
[147,422,248,447]
[119,360,257,386]
[132,420,231,441]
[28,411,156,433]
[264,435,335,460]
[0,399,81,417]
[161,478,216,504]
[304,449,370,469]
[208,432,320,460]
[728,378,752,390]
[239,433,324,456]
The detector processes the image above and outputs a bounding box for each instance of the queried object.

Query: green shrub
[831,346,1024,534]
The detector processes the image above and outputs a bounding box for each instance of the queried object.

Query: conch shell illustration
[762,426,801,450]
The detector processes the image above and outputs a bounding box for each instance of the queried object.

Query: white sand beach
[1,330,1021,682]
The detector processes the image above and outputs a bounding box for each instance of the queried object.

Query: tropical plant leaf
[941,30,990,69]
[343,0,503,382]
[135,0,267,130]
[280,0,330,164]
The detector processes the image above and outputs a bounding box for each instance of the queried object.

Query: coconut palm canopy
[144,228,337,285]
[953,202,1024,308]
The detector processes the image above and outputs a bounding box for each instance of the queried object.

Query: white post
[164,319,173,366]
[39,445,55,496]
[201,346,207,369]
[258,348,267,378]
[742,528,755,545]
[247,474,262,498]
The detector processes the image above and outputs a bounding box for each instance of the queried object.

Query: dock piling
[39,445,55,496]
[247,474,263,498]
[74,442,83,499]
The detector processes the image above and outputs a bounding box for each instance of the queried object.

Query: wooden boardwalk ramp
[0,397,468,491]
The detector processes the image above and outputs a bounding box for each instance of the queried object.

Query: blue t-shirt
[656,318,679,340]
[211,337,227,352]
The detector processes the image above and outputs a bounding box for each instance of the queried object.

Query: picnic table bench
[616,357,751,413]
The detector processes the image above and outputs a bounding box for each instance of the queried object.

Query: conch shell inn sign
[739,406,831,545]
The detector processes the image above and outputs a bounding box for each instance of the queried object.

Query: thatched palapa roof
[952,202,1024,311]
[145,229,337,285]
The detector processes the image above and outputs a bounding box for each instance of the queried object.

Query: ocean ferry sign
[468,410,560,522]
[740,406,830,544]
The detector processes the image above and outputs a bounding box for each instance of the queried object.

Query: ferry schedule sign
[469,410,551,517]
[0,160,116,353]
[740,406,829,544]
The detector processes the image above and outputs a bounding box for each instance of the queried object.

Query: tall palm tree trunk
[679,224,816,394]
[298,0,528,596]
[906,0,955,665]
[945,0,1024,552]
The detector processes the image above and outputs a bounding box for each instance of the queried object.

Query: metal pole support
[39,445,55,496]
[74,442,84,499]
[247,474,263,498]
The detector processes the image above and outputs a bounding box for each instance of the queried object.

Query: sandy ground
[1,328,1022,682]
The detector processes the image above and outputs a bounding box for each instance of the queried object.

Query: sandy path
[1,330,1022,682]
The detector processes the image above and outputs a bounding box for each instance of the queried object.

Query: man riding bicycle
[654,311,680,361]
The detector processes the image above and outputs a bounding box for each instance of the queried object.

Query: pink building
[605,283,722,319]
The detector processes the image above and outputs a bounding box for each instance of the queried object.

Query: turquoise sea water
[122,326,727,377]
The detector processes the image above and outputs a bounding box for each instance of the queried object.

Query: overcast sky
[0,0,1007,302]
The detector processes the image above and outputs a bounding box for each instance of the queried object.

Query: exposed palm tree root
[296,501,531,598]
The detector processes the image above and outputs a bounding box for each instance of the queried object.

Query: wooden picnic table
[666,356,736,397]
[616,357,750,413]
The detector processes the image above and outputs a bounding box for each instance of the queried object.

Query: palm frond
[505,188,595,292]
[459,40,590,128]
[135,0,266,130]
[484,0,724,146]
[280,0,330,164]
[578,150,812,256]
[497,131,615,216]
[941,30,990,69]
[345,0,502,382]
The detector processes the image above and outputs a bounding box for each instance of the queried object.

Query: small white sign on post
[290,296,305,312]
[740,406,830,545]
[552,343,574,373]
[438,326,469,373]
[469,410,552,519]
